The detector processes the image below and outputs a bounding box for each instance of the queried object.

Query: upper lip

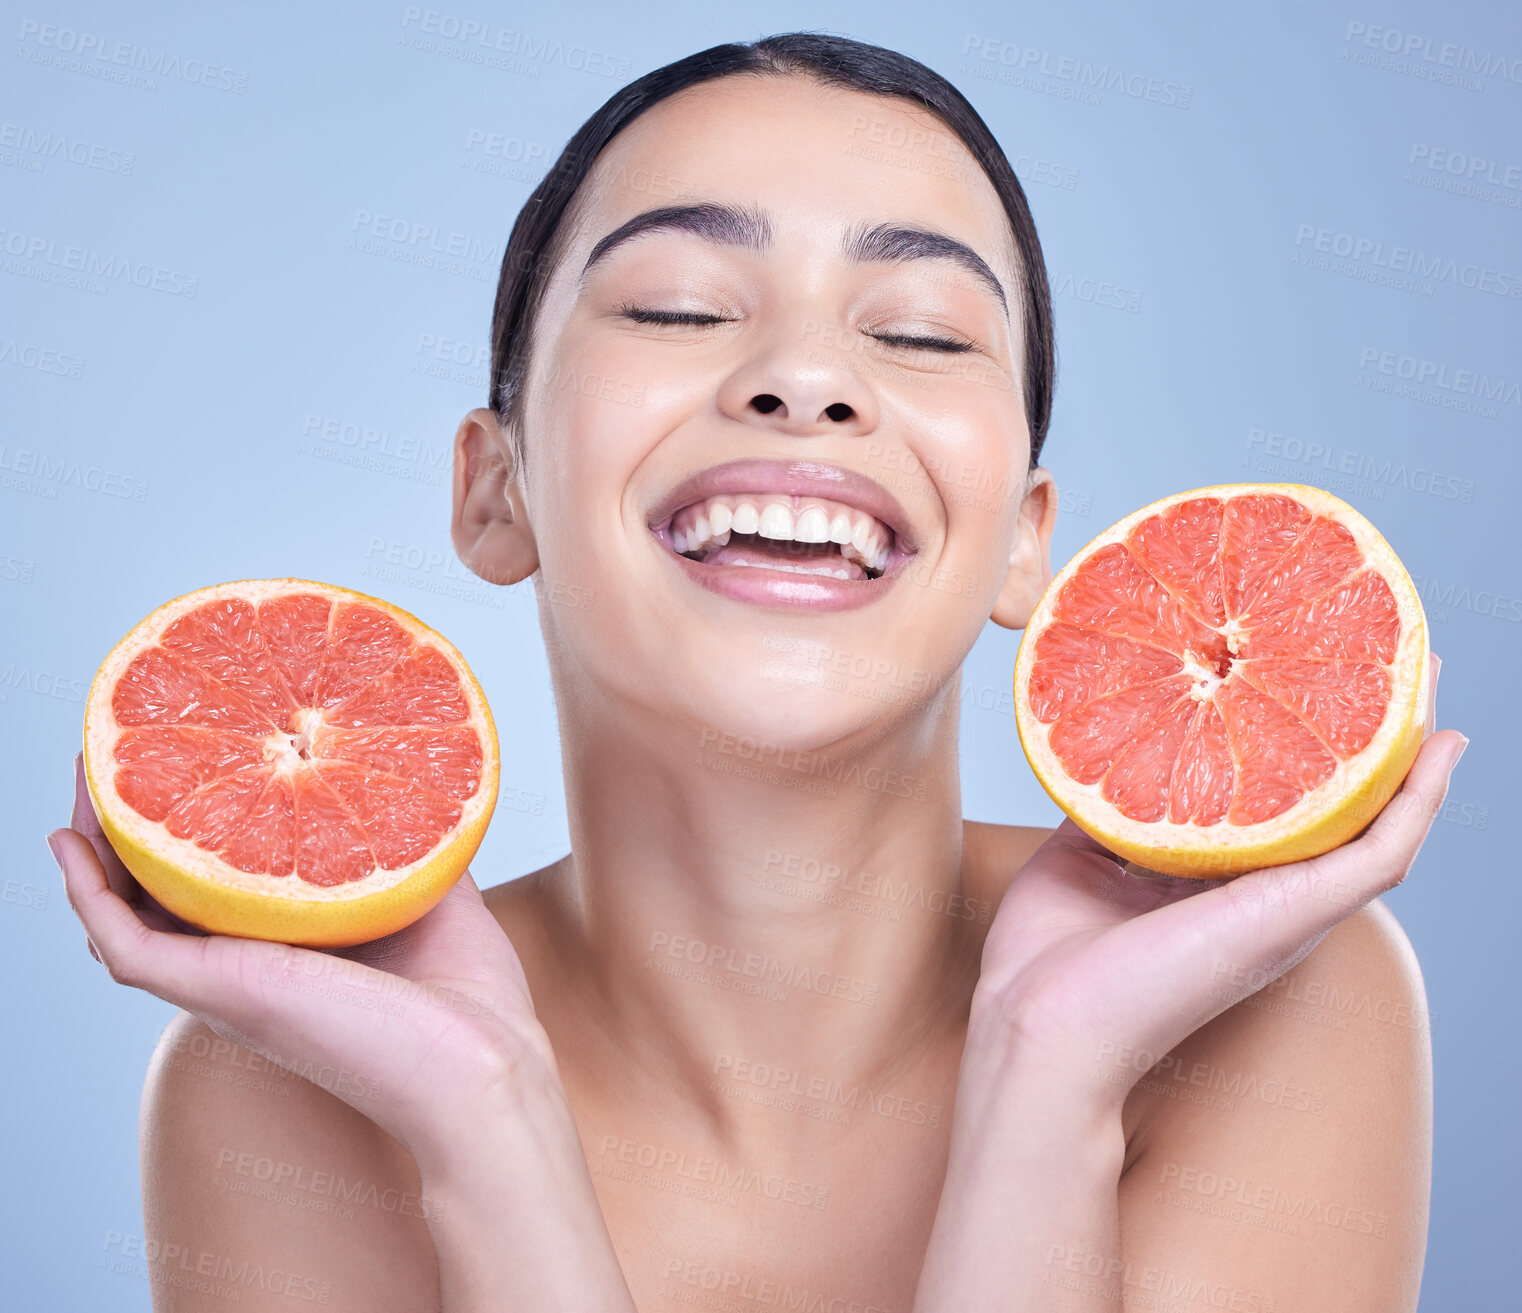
[645,457,921,554]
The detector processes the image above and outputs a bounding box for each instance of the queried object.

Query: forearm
[416,1048,637,1313]
[914,1003,1128,1312]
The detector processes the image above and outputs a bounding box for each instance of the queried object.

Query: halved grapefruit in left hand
[82,579,500,947]
[1013,484,1431,878]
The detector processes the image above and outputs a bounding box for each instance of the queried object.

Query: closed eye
[870,331,978,354]
[618,304,734,327]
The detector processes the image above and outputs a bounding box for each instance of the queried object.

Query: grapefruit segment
[256,593,332,705]
[310,725,484,800]
[1053,542,1226,660]
[1219,494,1312,618]
[83,579,500,945]
[1014,484,1429,876]
[1166,703,1233,827]
[317,602,413,706]
[1048,677,1194,786]
[1026,622,1184,722]
[1238,659,1390,756]
[161,597,300,721]
[1100,694,1198,823]
[113,726,269,822]
[1127,495,1227,627]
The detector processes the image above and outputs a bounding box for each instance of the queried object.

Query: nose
[717,328,881,438]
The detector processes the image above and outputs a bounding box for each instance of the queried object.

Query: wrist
[960,986,1131,1131]
[415,1045,638,1311]
[412,1030,574,1195]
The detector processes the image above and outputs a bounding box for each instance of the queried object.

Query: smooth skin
[52,74,1462,1311]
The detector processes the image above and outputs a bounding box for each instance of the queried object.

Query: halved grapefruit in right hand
[82,579,500,946]
[1013,484,1430,877]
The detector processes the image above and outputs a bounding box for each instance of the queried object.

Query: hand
[973,653,1465,1103]
[48,751,556,1176]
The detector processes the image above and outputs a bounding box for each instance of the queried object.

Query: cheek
[900,384,1026,582]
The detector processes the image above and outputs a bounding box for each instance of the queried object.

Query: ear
[989,467,1058,631]
[450,408,538,587]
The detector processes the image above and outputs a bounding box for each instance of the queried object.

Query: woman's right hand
[48,750,558,1179]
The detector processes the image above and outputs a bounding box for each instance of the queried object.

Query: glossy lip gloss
[645,457,922,613]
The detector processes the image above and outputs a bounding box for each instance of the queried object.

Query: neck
[535,669,983,1147]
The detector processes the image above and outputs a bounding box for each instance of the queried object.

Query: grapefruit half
[1013,484,1429,877]
[83,579,500,946]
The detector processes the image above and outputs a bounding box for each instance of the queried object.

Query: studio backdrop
[2,2,1516,1308]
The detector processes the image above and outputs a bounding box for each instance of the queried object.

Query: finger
[47,827,450,1097]
[71,752,137,903]
[1161,730,1465,983]
[1039,817,1126,869]
[70,753,205,934]
[50,827,196,984]
[1423,650,1440,740]
[1295,727,1466,903]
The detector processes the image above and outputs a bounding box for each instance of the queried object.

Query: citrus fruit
[1013,484,1430,877]
[82,579,499,946]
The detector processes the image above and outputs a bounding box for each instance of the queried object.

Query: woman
[51,33,1463,1312]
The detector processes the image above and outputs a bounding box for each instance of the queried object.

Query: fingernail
[1451,735,1469,768]
[46,833,63,867]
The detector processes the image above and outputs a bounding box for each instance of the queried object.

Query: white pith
[669,492,892,575]
[1012,483,1430,862]
[83,579,500,902]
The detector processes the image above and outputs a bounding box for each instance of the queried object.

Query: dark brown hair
[488,31,1056,471]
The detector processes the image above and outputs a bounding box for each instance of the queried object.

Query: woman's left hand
[970,665,1462,1103]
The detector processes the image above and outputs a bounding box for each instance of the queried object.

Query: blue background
[3,1,1516,1306]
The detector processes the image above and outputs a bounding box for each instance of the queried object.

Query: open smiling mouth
[663,493,894,581]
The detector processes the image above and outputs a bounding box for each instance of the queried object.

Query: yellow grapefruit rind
[1013,484,1429,878]
[82,579,500,947]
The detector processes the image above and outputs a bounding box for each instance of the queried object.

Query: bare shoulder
[142,1010,441,1310]
[1118,899,1432,1313]
[961,818,1054,905]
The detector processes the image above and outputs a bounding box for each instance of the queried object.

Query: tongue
[699,534,870,580]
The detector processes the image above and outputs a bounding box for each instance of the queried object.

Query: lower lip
[652,533,914,612]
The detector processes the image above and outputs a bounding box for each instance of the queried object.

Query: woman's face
[469,74,1054,750]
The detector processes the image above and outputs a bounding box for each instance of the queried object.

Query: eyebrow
[579,202,1009,317]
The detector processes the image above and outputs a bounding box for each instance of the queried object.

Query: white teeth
[794,506,831,543]
[758,503,794,540]
[663,491,899,575]
[731,501,760,535]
